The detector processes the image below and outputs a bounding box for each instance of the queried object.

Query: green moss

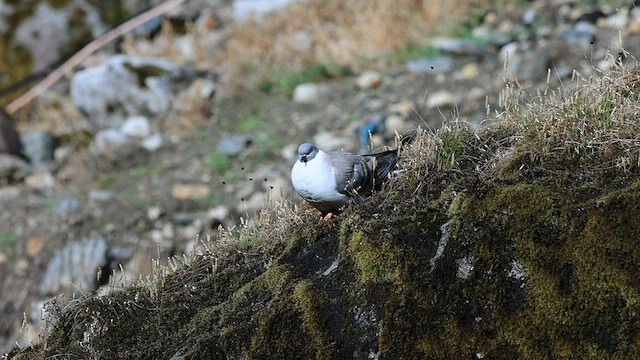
[123,62,168,87]
[343,229,397,285]
[84,0,128,26]
[291,281,336,359]
[0,39,34,107]
[46,0,72,9]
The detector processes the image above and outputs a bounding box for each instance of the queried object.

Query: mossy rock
[9,165,640,359]
[0,0,130,108]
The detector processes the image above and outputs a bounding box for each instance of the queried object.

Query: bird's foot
[322,212,334,220]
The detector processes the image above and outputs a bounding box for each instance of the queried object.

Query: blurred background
[1,0,638,352]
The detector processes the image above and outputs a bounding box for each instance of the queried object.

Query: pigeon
[291,143,397,219]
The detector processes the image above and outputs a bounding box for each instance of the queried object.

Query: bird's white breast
[291,151,349,205]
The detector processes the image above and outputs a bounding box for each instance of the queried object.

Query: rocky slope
[2,0,640,356]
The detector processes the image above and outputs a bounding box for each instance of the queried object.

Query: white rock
[88,190,117,202]
[141,135,164,152]
[498,41,519,63]
[233,0,302,22]
[384,114,412,138]
[25,172,56,190]
[171,183,211,200]
[207,205,229,222]
[292,83,332,103]
[70,55,183,127]
[147,206,163,221]
[426,90,457,108]
[90,128,128,155]
[121,116,151,138]
[355,70,382,90]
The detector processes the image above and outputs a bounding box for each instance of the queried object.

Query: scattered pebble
[171,183,211,200]
[121,116,151,138]
[355,70,382,90]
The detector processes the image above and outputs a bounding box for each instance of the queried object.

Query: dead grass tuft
[218,0,482,91]
[491,58,640,172]
[385,58,640,203]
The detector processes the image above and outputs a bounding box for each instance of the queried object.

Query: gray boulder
[21,131,55,169]
[70,55,202,127]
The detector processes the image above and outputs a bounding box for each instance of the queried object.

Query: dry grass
[217,0,483,91]
[383,58,640,205]
[120,0,489,93]
[490,57,640,172]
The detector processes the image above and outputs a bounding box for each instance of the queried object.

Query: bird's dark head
[298,143,318,163]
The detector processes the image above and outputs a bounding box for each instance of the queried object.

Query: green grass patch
[383,43,440,63]
[208,151,231,173]
[0,232,19,246]
[236,116,263,133]
[259,62,349,97]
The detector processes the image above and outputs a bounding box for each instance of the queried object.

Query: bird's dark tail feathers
[371,149,397,190]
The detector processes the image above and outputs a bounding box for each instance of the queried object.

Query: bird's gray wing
[328,152,375,202]
[327,148,398,204]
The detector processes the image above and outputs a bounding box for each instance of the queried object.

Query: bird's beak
[301,155,307,163]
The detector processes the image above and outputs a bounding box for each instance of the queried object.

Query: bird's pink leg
[322,212,334,220]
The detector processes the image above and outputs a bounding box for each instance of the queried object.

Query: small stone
[88,190,117,202]
[121,116,151,138]
[56,198,80,215]
[147,206,163,221]
[384,114,412,138]
[599,9,628,29]
[162,222,175,239]
[355,70,382,90]
[0,252,7,264]
[90,128,128,155]
[292,83,332,103]
[171,183,211,200]
[25,171,56,190]
[426,90,457,108]
[53,145,73,162]
[498,42,519,63]
[388,100,414,115]
[233,0,300,22]
[141,134,164,152]
[460,63,480,80]
[207,205,228,222]
[25,237,44,257]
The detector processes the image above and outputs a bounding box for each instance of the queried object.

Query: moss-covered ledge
[8,66,640,359]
